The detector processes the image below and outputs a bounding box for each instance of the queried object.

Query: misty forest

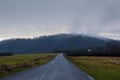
[0,34,120,56]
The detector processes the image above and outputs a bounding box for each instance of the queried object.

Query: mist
[0,0,120,40]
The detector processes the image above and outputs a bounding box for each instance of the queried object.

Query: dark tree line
[62,41,120,56]
[0,34,107,54]
[0,53,13,56]
[0,34,120,56]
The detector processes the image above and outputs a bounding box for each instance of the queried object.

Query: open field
[67,56,120,80]
[0,53,56,78]
[0,53,93,80]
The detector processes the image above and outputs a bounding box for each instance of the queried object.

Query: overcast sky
[0,0,120,40]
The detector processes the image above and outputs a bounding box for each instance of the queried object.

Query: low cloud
[0,0,120,40]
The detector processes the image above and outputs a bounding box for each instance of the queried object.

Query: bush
[0,64,13,73]
[32,58,41,62]
[15,62,33,69]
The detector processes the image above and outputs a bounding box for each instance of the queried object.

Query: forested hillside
[0,34,120,56]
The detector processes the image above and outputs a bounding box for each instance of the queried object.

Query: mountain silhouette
[0,34,119,54]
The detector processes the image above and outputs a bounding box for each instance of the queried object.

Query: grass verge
[67,56,120,80]
[0,53,56,78]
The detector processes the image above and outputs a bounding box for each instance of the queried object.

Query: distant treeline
[54,41,120,57]
[0,34,108,53]
[0,53,13,56]
[0,34,120,56]
[65,51,120,57]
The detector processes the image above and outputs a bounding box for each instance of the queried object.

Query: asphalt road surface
[1,53,94,80]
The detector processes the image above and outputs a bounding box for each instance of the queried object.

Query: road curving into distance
[1,53,94,80]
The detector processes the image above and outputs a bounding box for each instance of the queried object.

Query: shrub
[0,64,13,73]
[15,62,33,69]
[32,58,41,62]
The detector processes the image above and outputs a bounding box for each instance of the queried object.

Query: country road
[1,53,94,80]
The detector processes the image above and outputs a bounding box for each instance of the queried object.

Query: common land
[67,56,120,80]
[0,53,56,78]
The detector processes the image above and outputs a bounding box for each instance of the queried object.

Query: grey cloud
[101,3,120,26]
[0,0,120,40]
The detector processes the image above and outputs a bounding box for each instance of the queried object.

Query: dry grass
[67,56,120,80]
[0,53,56,78]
